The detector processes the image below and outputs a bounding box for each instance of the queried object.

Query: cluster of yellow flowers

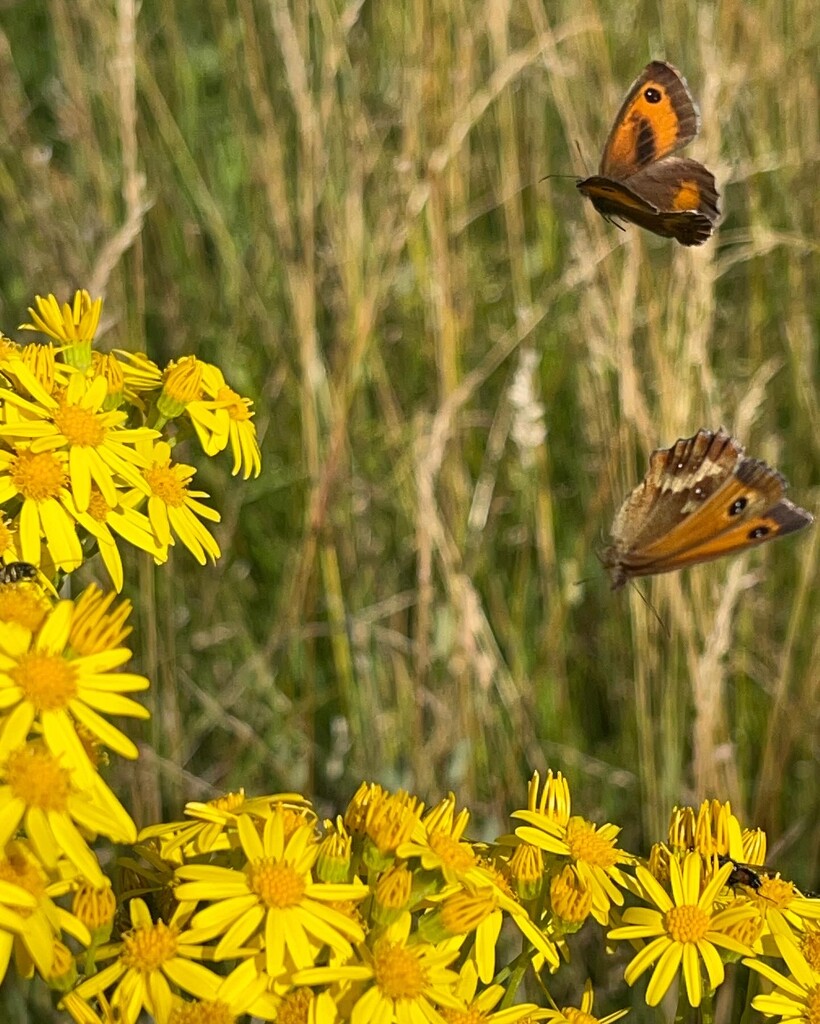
[0,290,260,592]
[0,294,818,1023]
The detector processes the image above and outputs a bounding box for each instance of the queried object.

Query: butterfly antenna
[575,139,592,176]
[628,582,670,638]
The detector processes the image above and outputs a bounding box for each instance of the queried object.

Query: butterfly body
[603,428,813,589]
[577,61,719,245]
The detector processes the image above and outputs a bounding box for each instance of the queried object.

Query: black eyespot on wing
[644,87,661,103]
[748,526,770,540]
[729,497,748,516]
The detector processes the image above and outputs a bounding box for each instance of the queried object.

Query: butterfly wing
[599,61,699,179]
[577,158,719,246]
[603,429,813,587]
[622,461,812,575]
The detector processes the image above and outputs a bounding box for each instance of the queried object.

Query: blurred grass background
[0,0,817,928]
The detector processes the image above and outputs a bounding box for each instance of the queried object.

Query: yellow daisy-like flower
[0,444,83,571]
[0,370,155,513]
[444,958,550,1022]
[667,800,754,868]
[538,978,628,1024]
[0,740,135,883]
[156,355,204,421]
[397,794,482,886]
[745,931,820,1021]
[358,786,425,871]
[195,363,262,479]
[133,439,221,565]
[294,912,462,1024]
[0,594,150,787]
[607,853,758,1007]
[513,812,632,925]
[175,809,365,976]
[20,291,102,370]
[0,839,91,987]
[72,897,226,1024]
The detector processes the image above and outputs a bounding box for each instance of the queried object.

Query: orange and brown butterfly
[577,61,719,246]
[603,428,813,589]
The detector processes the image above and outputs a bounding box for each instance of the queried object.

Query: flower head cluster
[606,799,820,1012]
[0,291,261,591]
[0,583,150,1002]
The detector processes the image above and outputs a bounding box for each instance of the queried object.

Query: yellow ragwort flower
[61,484,168,591]
[513,811,632,925]
[0,740,135,883]
[538,978,628,1024]
[133,440,221,565]
[175,809,365,977]
[139,790,312,862]
[194,363,261,479]
[0,370,155,513]
[0,444,83,571]
[294,912,462,1024]
[0,593,150,787]
[608,852,758,1007]
[72,897,225,1024]
[444,957,551,1022]
[0,839,91,987]
[397,794,482,886]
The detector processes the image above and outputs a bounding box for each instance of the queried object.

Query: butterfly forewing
[600,62,699,178]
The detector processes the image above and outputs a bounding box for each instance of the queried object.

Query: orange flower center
[121,919,179,970]
[664,903,711,943]
[275,989,312,1024]
[756,876,796,908]
[10,449,67,501]
[565,818,619,868]
[12,652,78,710]
[6,745,71,811]
[247,859,305,908]
[217,386,251,421]
[373,941,427,1000]
[53,400,106,447]
[144,463,189,506]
